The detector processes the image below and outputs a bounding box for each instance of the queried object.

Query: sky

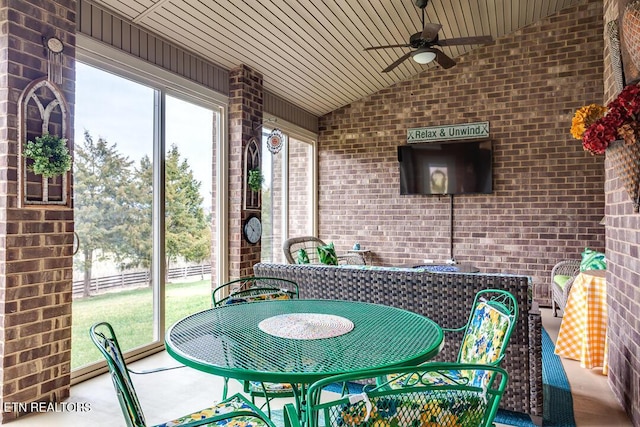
[74,62,214,208]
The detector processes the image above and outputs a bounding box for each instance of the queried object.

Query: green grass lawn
[72,279,212,369]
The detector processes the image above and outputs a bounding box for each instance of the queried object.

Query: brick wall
[603,0,640,424]
[0,0,76,422]
[318,0,606,302]
[228,65,263,279]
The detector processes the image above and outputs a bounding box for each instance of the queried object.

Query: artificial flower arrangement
[23,133,72,178]
[571,83,640,154]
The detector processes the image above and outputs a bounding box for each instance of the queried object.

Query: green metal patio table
[165,299,443,419]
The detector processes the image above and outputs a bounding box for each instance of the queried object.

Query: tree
[123,155,153,271]
[73,130,137,297]
[126,145,211,277]
[164,145,211,269]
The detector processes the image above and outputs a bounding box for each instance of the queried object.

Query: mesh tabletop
[165,299,443,384]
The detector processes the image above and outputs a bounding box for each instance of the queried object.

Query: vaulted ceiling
[87,0,582,117]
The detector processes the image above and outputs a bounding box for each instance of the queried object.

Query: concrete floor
[5,308,633,426]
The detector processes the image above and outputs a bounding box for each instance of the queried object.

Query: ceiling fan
[365,0,493,72]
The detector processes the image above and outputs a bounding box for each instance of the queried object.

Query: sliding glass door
[72,63,155,370]
[72,63,222,375]
[163,95,214,329]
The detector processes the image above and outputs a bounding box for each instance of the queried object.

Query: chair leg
[222,377,229,399]
[552,300,558,317]
[261,383,273,418]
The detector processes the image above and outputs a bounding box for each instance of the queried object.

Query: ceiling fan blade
[364,44,412,51]
[433,48,456,69]
[437,35,493,46]
[421,22,442,40]
[382,51,414,73]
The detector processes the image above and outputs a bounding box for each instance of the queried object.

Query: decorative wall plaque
[18,77,71,207]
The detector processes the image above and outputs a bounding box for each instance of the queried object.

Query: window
[261,127,316,263]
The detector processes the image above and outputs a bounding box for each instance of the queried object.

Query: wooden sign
[407,121,489,143]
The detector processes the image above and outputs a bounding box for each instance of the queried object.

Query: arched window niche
[18,77,71,207]
[244,136,261,210]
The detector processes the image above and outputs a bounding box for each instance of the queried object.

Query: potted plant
[248,168,263,192]
[23,133,72,178]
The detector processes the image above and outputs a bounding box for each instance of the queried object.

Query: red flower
[582,116,618,155]
[608,84,640,119]
[577,83,640,155]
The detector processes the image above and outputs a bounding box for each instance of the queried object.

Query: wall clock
[243,215,262,244]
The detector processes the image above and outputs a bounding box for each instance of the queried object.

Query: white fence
[72,263,211,296]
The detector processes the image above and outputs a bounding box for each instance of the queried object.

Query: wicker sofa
[253,262,543,423]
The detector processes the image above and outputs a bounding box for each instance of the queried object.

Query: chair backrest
[89,322,146,427]
[301,363,508,427]
[283,236,327,264]
[212,276,299,306]
[283,236,365,265]
[456,289,518,373]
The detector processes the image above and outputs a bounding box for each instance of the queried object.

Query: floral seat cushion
[155,394,269,427]
[458,300,511,365]
[224,290,293,305]
[386,367,493,390]
[386,300,511,389]
[335,391,487,427]
[248,381,294,394]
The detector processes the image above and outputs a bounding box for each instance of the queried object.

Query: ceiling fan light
[412,50,436,64]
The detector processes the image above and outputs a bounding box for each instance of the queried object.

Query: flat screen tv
[398,140,492,195]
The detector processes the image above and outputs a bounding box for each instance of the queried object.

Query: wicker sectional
[253,262,543,422]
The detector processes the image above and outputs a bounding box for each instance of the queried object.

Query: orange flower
[571,104,607,140]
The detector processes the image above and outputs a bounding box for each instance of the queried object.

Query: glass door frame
[72,35,229,383]
[262,114,318,251]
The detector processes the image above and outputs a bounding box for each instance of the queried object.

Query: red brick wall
[603,0,640,424]
[228,65,263,279]
[318,1,605,300]
[0,0,76,421]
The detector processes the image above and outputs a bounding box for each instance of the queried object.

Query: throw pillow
[553,275,573,291]
[317,242,338,265]
[580,247,606,272]
[296,248,310,264]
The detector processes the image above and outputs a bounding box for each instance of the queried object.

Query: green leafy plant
[248,168,263,192]
[23,133,72,178]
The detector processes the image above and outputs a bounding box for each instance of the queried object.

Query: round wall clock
[243,215,262,244]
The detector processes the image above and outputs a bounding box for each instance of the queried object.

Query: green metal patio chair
[89,322,275,427]
[283,363,509,427]
[212,276,299,306]
[382,288,518,391]
[446,288,518,367]
[212,276,300,417]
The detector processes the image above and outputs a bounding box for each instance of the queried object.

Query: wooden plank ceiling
[88,0,582,117]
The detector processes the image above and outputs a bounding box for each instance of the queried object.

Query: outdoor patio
[4,309,631,427]
[0,0,639,426]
